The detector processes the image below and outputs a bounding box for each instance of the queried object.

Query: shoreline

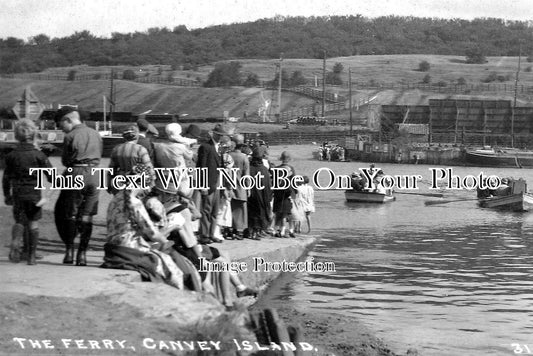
[0,143,407,356]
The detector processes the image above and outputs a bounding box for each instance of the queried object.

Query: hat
[54,106,79,123]
[219,135,231,146]
[147,123,159,136]
[211,123,229,136]
[184,124,202,139]
[252,146,266,159]
[232,134,245,145]
[279,151,292,162]
[165,123,183,141]
[137,118,150,132]
[122,125,139,141]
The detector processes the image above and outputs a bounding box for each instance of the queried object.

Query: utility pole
[277,54,283,123]
[322,50,326,118]
[109,69,115,125]
[349,67,353,135]
[512,42,522,148]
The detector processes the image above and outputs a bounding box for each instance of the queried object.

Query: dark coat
[248,159,272,230]
[196,139,222,194]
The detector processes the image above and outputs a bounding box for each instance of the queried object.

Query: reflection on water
[274,163,533,356]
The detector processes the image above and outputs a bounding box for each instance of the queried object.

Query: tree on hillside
[28,34,50,46]
[465,47,487,64]
[242,73,260,87]
[289,70,307,86]
[123,69,137,80]
[326,62,344,85]
[418,60,430,72]
[204,61,243,87]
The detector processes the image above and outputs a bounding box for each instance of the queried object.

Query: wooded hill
[1,15,533,74]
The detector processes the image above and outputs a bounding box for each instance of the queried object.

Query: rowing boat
[344,189,395,203]
[477,178,533,211]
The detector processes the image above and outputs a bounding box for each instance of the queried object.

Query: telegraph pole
[322,50,326,118]
[109,69,115,125]
[277,54,283,123]
[512,42,522,148]
[349,67,353,135]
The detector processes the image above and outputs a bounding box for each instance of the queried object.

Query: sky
[2,0,533,40]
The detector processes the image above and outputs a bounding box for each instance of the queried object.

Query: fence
[261,130,350,145]
[349,81,533,95]
[1,73,201,87]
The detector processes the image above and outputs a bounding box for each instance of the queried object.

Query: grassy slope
[2,54,532,120]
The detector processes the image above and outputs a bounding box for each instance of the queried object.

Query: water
[269,162,533,356]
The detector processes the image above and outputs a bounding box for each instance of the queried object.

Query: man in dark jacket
[196,123,229,243]
[54,106,103,266]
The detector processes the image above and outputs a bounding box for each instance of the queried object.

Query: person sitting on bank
[101,165,185,290]
[146,199,258,308]
[3,119,53,265]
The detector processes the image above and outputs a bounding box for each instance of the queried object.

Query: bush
[204,61,242,87]
[92,73,101,80]
[482,72,499,83]
[123,69,136,80]
[418,60,430,72]
[289,71,307,86]
[525,66,532,72]
[422,74,431,84]
[457,77,467,85]
[465,47,487,64]
[496,74,511,82]
[67,70,77,81]
[243,73,260,87]
[437,80,447,87]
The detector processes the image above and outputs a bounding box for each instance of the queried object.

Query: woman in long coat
[247,146,272,240]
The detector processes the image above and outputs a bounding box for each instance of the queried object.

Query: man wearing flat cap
[53,106,103,266]
[196,123,229,243]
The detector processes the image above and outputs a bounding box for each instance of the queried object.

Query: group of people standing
[2,106,315,307]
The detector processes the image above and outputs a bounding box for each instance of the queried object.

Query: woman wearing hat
[247,146,272,240]
[101,164,185,290]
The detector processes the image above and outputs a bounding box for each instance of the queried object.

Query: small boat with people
[344,189,395,203]
[344,169,395,203]
[477,177,533,212]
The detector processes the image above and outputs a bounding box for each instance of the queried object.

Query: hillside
[1,54,532,122]
[2,15,532,74]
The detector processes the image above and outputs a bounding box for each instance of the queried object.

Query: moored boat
[344,189,395,203]
[465,148,533,168]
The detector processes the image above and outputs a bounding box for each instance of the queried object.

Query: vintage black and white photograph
[1,1,533,355]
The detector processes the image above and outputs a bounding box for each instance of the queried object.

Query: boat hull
[0,134,124,158]
[478,193,533,212]
[465,150,533,168]
[345,190,395,203]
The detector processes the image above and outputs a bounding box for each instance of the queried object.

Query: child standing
[293,175,315,233]
[2,119,52,265]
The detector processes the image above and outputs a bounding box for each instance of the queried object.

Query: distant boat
[465,148,533,168]
[345,189,395,203]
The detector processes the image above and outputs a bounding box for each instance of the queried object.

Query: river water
[265,158,533,356]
